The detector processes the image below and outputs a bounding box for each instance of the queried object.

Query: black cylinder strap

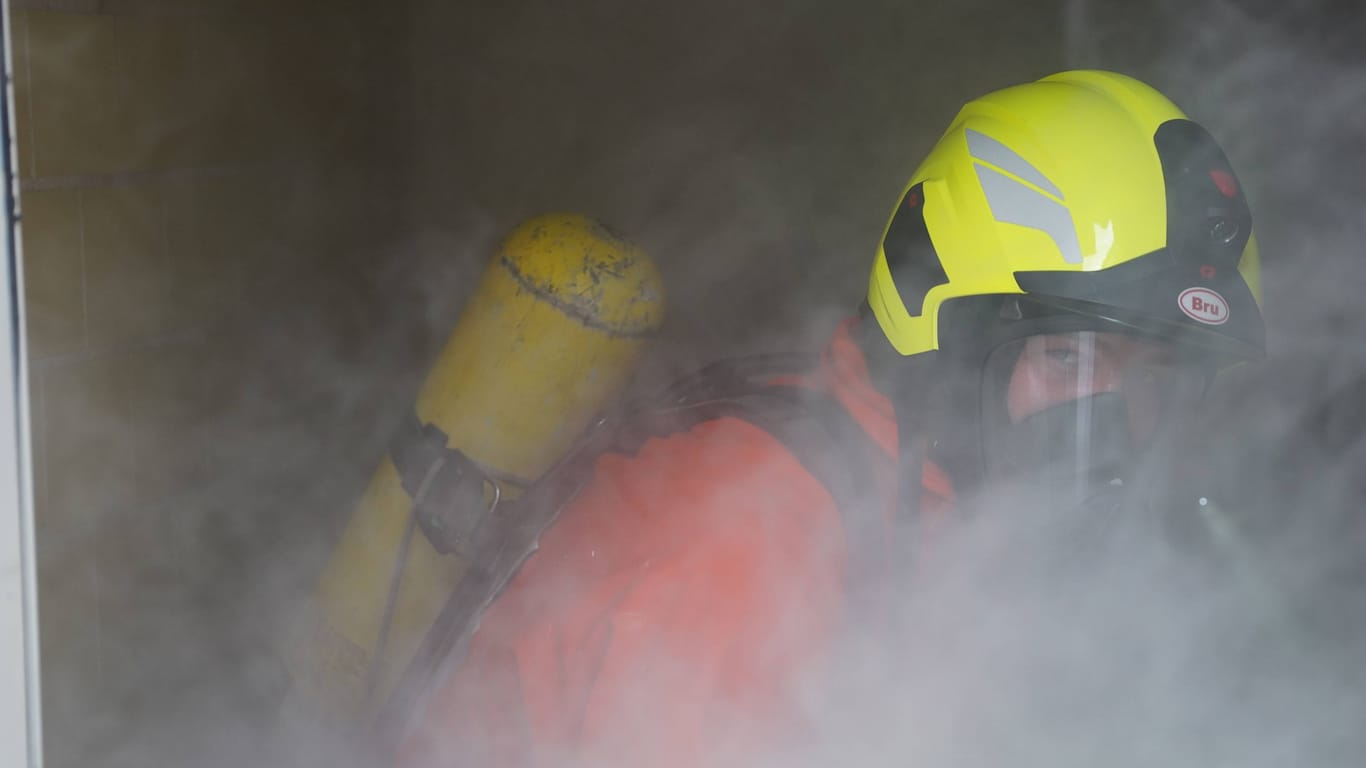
[387,411,498,558]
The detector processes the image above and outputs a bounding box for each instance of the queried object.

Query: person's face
[1005,331,1188,443]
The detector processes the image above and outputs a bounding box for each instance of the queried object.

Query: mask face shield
[978,330,1212,510]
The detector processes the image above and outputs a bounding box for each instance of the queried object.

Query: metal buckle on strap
[389,411,503,557]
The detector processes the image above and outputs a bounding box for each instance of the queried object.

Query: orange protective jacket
[394,319,953,768]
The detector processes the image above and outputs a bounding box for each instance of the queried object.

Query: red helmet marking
[1210,169,1239,199]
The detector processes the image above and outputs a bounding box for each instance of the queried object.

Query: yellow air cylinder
[279,213,665,731]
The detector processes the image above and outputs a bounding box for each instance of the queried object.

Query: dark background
[15,0,1366,765]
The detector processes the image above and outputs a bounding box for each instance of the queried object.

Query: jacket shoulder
[576,415,838,552]
[497,415,847,623]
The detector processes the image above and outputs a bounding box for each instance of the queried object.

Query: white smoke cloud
[48,0,1366,766]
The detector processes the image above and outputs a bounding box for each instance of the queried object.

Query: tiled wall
[13,1,407,764]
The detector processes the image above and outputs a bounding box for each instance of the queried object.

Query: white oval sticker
[1178,287,1229,326]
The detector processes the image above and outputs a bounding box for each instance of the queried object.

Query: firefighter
[391,69,1265,767]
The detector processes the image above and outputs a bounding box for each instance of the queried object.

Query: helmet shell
[867,70,1264,363]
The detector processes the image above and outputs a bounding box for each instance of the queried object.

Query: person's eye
[1045,348,1079,365]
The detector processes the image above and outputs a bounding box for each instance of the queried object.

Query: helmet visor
[980,331,1210,491]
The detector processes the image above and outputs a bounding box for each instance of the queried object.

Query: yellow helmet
[866,70,1264,365]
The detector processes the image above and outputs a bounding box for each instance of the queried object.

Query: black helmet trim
[1012,244,1264,364]
[1009,119,1265,364]
[1153,119,1253,273]
[882,182,950,317]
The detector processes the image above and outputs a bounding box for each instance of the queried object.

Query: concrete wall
[13,1,409,764]
[402,0,1070,370]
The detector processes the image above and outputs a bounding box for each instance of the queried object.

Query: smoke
[36,0,1366,766]
[765,2,1366,767]
[289,0,1366,763]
